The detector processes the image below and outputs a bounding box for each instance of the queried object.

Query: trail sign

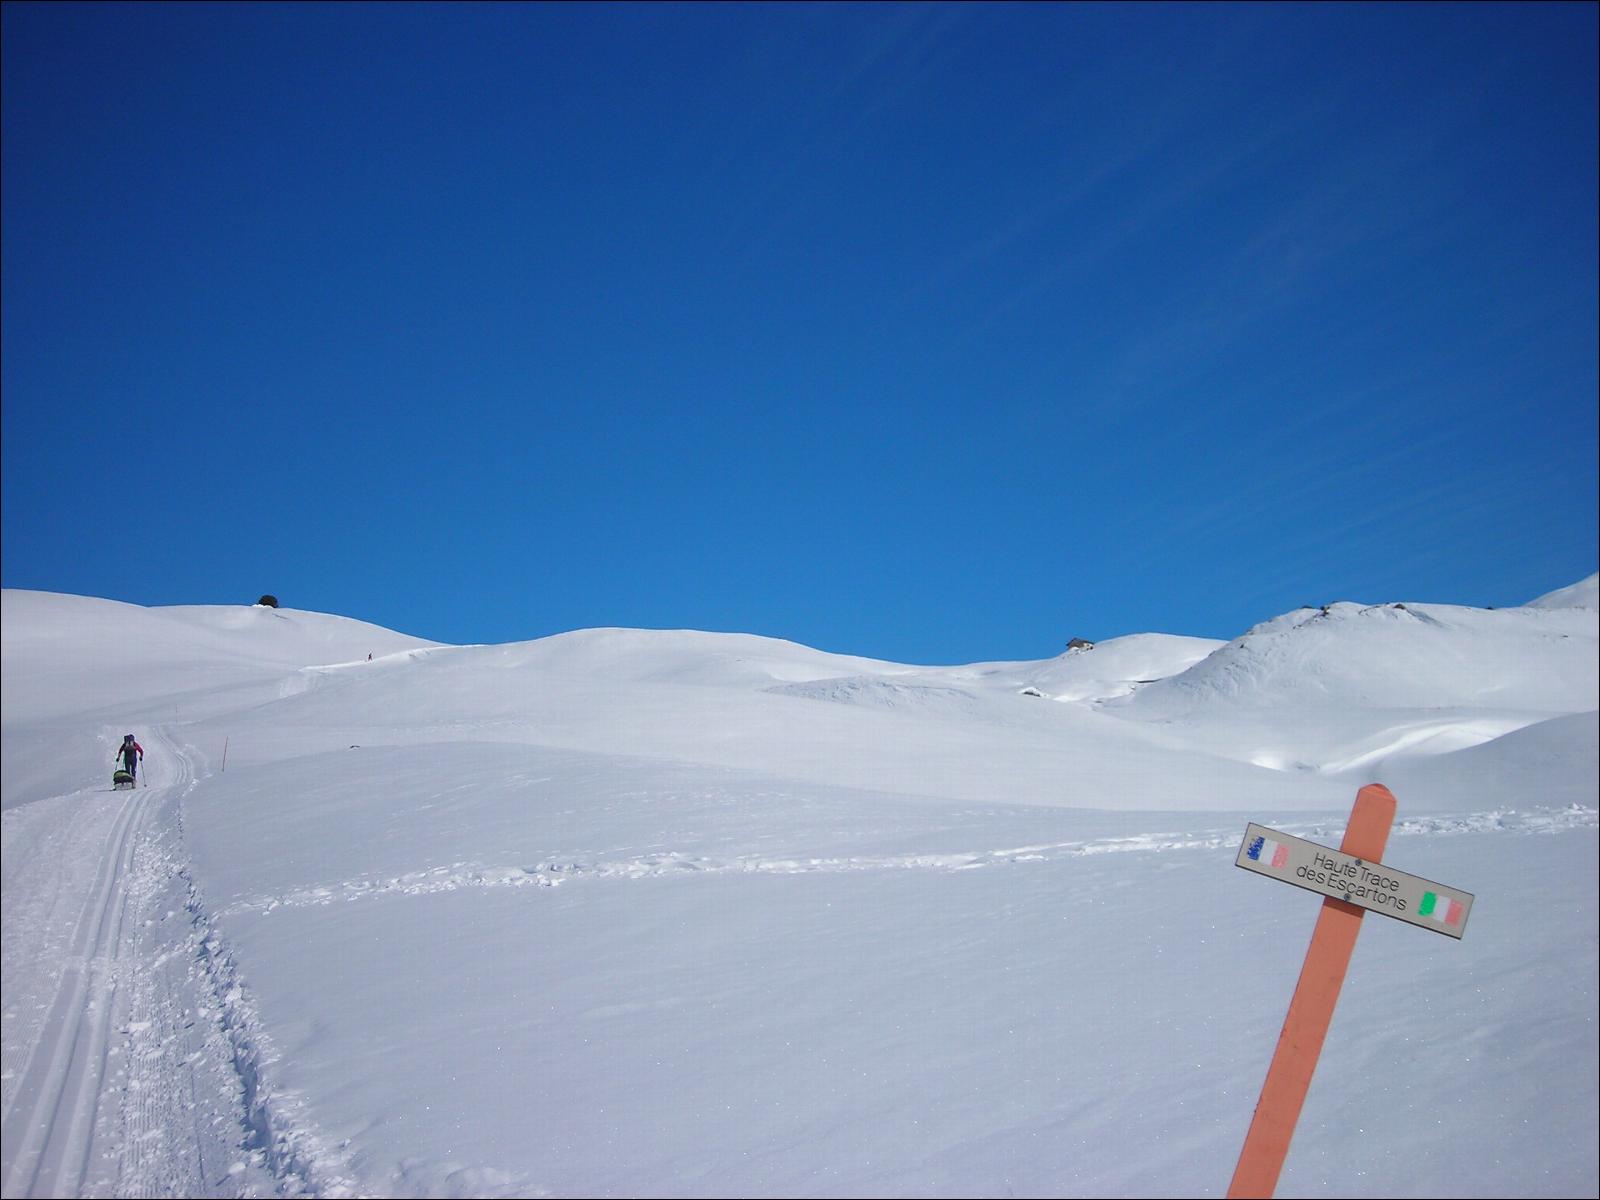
[1226,784,1479,1199]
[1236,822,1474,939]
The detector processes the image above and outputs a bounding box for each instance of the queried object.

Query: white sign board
[1236,823,1474,939]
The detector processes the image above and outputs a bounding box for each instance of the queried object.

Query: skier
[116,734,144,784]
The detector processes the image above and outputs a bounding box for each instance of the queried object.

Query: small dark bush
[257,594,279,608]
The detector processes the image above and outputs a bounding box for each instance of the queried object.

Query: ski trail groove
[1,780,151,1198]
[0,726,270,1200]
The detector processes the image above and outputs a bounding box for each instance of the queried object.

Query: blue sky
[3,2,1595,663]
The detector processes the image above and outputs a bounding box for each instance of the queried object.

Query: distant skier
[117,734,144,784]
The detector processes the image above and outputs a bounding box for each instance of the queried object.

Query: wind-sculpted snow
[1015,632,1224,701]
[764,675,984,713]
[1122,599,1598,716]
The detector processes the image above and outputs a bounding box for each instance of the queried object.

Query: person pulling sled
[114,734,144,789]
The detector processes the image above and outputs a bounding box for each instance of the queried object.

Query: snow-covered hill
[0,591,437,808]
[1,581,1595,1198]
[1123,595,1596,714]
[1,590,436,716]
[1526,572,1599,609]
[1103,581,1598,799]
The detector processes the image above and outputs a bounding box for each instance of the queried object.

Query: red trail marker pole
[1227,783,1397,1199]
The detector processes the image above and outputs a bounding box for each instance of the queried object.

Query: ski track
[0,730,287,1200]
[2,734,159,1198]
[215,803,1599,919]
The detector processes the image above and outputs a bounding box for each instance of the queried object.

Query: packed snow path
[1,731,272,1200]
[2,746,159,1196]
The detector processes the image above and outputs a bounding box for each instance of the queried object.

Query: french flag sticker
[1247,834,1289,869]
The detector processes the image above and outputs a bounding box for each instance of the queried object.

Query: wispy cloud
[710,4,974,269]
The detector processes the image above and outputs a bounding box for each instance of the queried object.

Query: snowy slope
[962,632,1225,702]
[1122,598,1596,714]
[0,590,436,716]
[1526,570,1599,609]
[0,590,437,810]
[2,582,1595,1199]
[1101,595,1597,791]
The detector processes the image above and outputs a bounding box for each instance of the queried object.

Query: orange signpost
[1227,783,1397,1199]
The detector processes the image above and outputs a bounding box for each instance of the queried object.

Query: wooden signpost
[1227,784,1475,1199]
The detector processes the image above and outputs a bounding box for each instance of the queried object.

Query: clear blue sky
[3,2,1596,663]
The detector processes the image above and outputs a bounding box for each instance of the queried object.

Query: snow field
[2,580,1596,1197]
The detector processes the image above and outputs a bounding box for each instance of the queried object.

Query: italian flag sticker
[1420,891,1464,926]
[1247,835,1289,869]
